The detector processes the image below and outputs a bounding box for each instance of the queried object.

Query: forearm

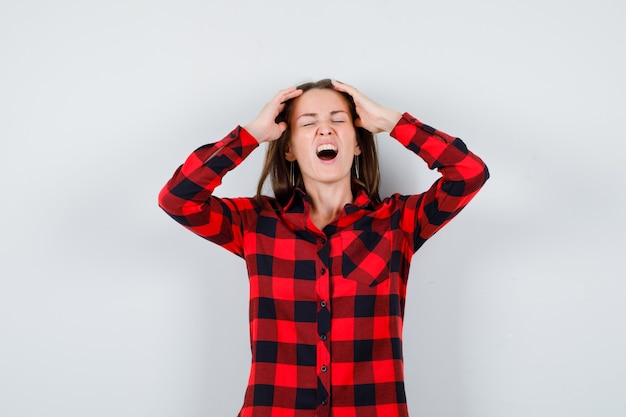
[390,113,489,248]
[157,126,260,258]
[158,126,259,217]
[391,113,489,193]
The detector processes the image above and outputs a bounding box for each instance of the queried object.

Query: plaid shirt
[159,113,489,417]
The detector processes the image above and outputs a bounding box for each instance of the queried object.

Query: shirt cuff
[390,112,445,148]
[239,126,261,149]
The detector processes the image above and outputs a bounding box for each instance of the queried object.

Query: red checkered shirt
[159,113,489,417]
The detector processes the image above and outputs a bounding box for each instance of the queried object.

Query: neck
[303,179,354,231]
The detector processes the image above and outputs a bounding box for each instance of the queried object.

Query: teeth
[316,144,338,154]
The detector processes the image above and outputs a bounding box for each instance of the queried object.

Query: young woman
[159,79,489,417]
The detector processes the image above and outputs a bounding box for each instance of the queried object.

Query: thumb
[277,121,288,134]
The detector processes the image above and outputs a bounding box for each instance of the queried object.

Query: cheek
[343,129,359,149]
[288,135,310,158]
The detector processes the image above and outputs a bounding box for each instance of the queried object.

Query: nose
[318,120,333,135]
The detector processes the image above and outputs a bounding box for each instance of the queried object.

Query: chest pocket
[339,230,391,287]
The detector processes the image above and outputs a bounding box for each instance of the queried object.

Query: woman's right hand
[244,87,303,143]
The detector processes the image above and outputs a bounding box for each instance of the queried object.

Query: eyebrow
[295,110,349,120]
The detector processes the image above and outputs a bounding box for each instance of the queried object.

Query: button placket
[315,232,331,415]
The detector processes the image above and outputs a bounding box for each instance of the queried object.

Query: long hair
[255,79,381,207]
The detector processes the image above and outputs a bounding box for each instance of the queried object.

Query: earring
[354,156,360,179]
[290,161,295,187]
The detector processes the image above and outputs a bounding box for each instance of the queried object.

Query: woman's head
[256,79,381,206]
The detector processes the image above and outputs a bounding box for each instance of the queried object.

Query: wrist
[381,110,403,132]
[243,123,266,143]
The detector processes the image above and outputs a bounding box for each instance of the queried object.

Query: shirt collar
[282,186,373,213]
[282,187,309,213]
[278,186,374,234]
[352,187,373,209]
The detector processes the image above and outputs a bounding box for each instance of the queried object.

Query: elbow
[158,185,181,216]
[465,154,490,193]
[466,162,490,194]
[477,161,490,187]
[444,159,489,197]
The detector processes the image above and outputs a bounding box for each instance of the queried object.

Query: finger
[276,89,302,112]
[280,88,303,103]
[268,88,294,106]
[274,86,302,104]
[331,80,358,95]
[276,86,298,96]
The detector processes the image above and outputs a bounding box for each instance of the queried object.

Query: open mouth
[316,144,338,161]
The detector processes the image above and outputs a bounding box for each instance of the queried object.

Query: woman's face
[286,88,361,188]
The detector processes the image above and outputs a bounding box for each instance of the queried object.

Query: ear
[354,143,362,156]
[285,142,297,162]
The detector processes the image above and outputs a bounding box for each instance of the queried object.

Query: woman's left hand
[332,81,402,133]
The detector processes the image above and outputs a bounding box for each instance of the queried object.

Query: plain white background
[1,0,625,416]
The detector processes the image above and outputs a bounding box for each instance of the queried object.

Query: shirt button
[320,334,327,341]
[321,399,327,405]
[321,365,327,372]
[320,268,326,275]
[321,237,326,244]
[320,301,327,308]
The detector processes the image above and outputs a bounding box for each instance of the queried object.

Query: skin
[245,81,402,230]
